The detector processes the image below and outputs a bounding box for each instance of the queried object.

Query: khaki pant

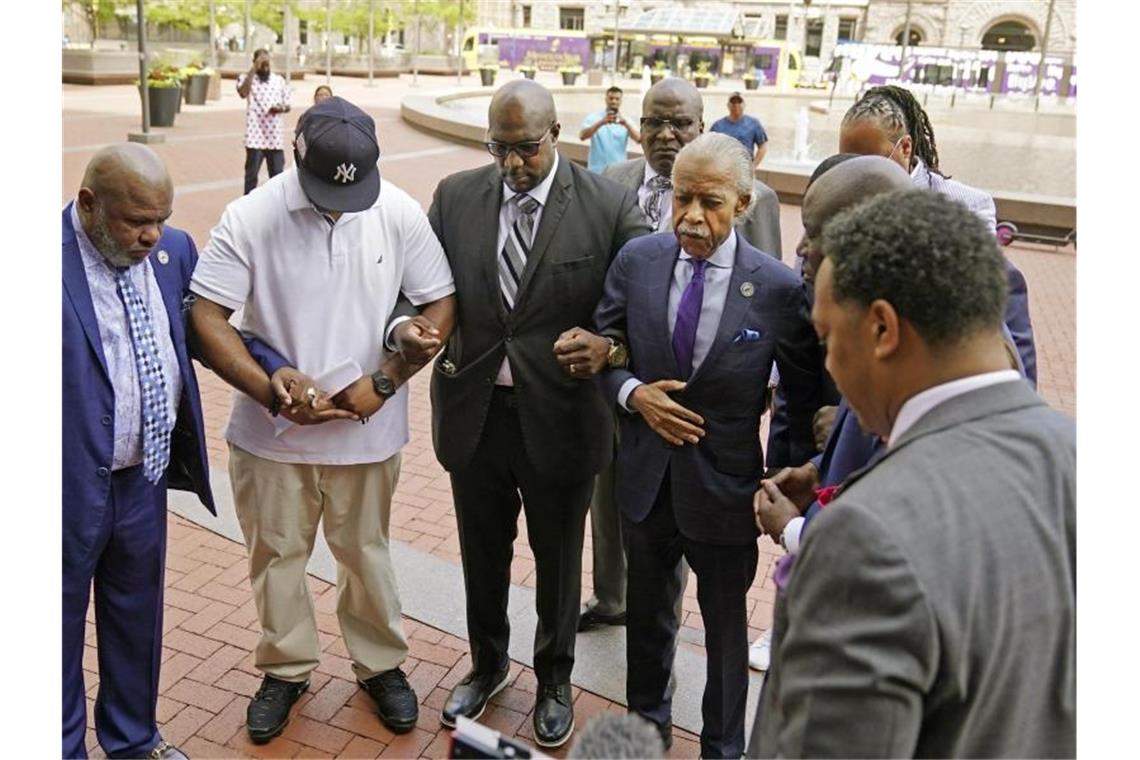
[229,444,408,682]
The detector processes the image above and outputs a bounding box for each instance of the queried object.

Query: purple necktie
[672,258,708,378]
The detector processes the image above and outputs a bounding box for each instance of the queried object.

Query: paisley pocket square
[733,328,762,344]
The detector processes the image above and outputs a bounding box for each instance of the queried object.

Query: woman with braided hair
[837,84,1039,386]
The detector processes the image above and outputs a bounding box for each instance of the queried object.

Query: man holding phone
[237,48,291,194]
[579,86,640,173]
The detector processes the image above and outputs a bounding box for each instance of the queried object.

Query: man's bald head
[802,155,911,238]
[798,155,911,284]
[486,80,560,193]
[640,78,705,177]
[489,79,557,132]
[76,143,174,268]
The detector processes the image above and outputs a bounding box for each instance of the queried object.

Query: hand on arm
[628,380,705,446]
[392,294,456,366]
[189,296,355,424]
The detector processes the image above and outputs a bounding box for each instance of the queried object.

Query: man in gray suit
[603,77,783,257]
[426,80,649,748]
[748,190,1075,758]
[596,133,822,757]
[577,77,786,633]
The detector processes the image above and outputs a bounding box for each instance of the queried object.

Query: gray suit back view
[750,380,1076,758]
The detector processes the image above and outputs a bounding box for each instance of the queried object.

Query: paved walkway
[66,72,1075,758]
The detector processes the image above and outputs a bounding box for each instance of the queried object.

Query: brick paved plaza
[63,71,1075,759]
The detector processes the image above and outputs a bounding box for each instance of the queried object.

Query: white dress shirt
[72,203,182,471]
[191,168,455,465]
[618,229,737,411]
[637,162,675,233]
[494,152,560,386]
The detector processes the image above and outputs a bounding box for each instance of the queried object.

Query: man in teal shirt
[579,87,640,173]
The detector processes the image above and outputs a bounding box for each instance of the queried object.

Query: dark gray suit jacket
[594,232,822,545]
[427,155,650,483]
[602,157,784,258]
[749,379,1076,758]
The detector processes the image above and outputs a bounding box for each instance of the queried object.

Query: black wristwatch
[371,370,397,399]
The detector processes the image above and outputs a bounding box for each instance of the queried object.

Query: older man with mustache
[593,132,822,757]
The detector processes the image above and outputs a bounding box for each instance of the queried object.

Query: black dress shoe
[533,683,575,748]
[441,668,510,728]
[358,668,419,734]
[145,740,189,760]
[577,607,627,632]
[247,675,309,744]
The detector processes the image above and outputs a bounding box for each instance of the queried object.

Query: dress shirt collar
[888,369,1021,449]
[910,156,933,189]
[643,161,666,188]
[502,151,559,209]
[678,229,736,269]
[71,201,115,274]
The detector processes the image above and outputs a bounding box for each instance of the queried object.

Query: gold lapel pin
[740,281,755,298]
[156,250,170,265]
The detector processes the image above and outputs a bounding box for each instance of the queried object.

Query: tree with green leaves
[64,0,128,47]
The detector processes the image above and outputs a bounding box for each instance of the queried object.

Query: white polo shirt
[191,168,455,465]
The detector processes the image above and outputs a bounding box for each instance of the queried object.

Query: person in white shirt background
[237,48,292,194]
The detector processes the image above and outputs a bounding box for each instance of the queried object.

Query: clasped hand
[270,367,377,425]
[553,327,610,379]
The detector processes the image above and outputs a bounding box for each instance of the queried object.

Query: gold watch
[606,338,629,369]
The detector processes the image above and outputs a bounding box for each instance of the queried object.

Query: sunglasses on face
[484,126,554,159]
[640,116,697,133]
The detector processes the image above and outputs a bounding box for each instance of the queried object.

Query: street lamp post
[1033,0,1057,112]
[368,0,375,86]
[208,0,218,69]
[456,0,465,86]
[612,0,622,85]
[244,0,252,52]
[898,0,913,80]
[325,0,332,85]
[128,0,162,143]
[413,0,421,86]
[284,1,292,82]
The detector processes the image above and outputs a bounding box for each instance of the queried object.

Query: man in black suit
[426,80,650,748]
[594,133,822,757]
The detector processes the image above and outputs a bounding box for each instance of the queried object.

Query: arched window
[893,26,924,46]
[981,20,1036,51]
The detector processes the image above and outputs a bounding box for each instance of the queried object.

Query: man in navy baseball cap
[293,96,381,212]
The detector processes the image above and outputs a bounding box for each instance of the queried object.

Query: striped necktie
[114,267,173,484]
[499,194,539,311]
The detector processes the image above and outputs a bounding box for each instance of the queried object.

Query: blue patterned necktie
[115,267,172,484]
[672,258,708,378]
[644,175,672,229]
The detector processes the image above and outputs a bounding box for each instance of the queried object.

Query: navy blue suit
[63,205,215,759]
[595,232,821,757]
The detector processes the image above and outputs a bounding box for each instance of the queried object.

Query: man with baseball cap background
[710,93,769,167]
[189,96,457,745]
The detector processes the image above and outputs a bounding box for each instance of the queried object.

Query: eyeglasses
[640,116,697,134]
[484,126,553,159]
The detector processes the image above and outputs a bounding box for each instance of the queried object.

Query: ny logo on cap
[334,163,357,184]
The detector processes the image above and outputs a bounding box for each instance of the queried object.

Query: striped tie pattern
[499,194,540,311]
[115,268,173,484]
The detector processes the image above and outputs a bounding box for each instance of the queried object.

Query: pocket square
[733,328,762,344]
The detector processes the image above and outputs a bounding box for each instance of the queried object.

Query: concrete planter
[480,68,497,86]
[561,71,580,85]
[147,86,180,127]
[184,73,210,104]
[744,78,759,90]
[519,69,536,80]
